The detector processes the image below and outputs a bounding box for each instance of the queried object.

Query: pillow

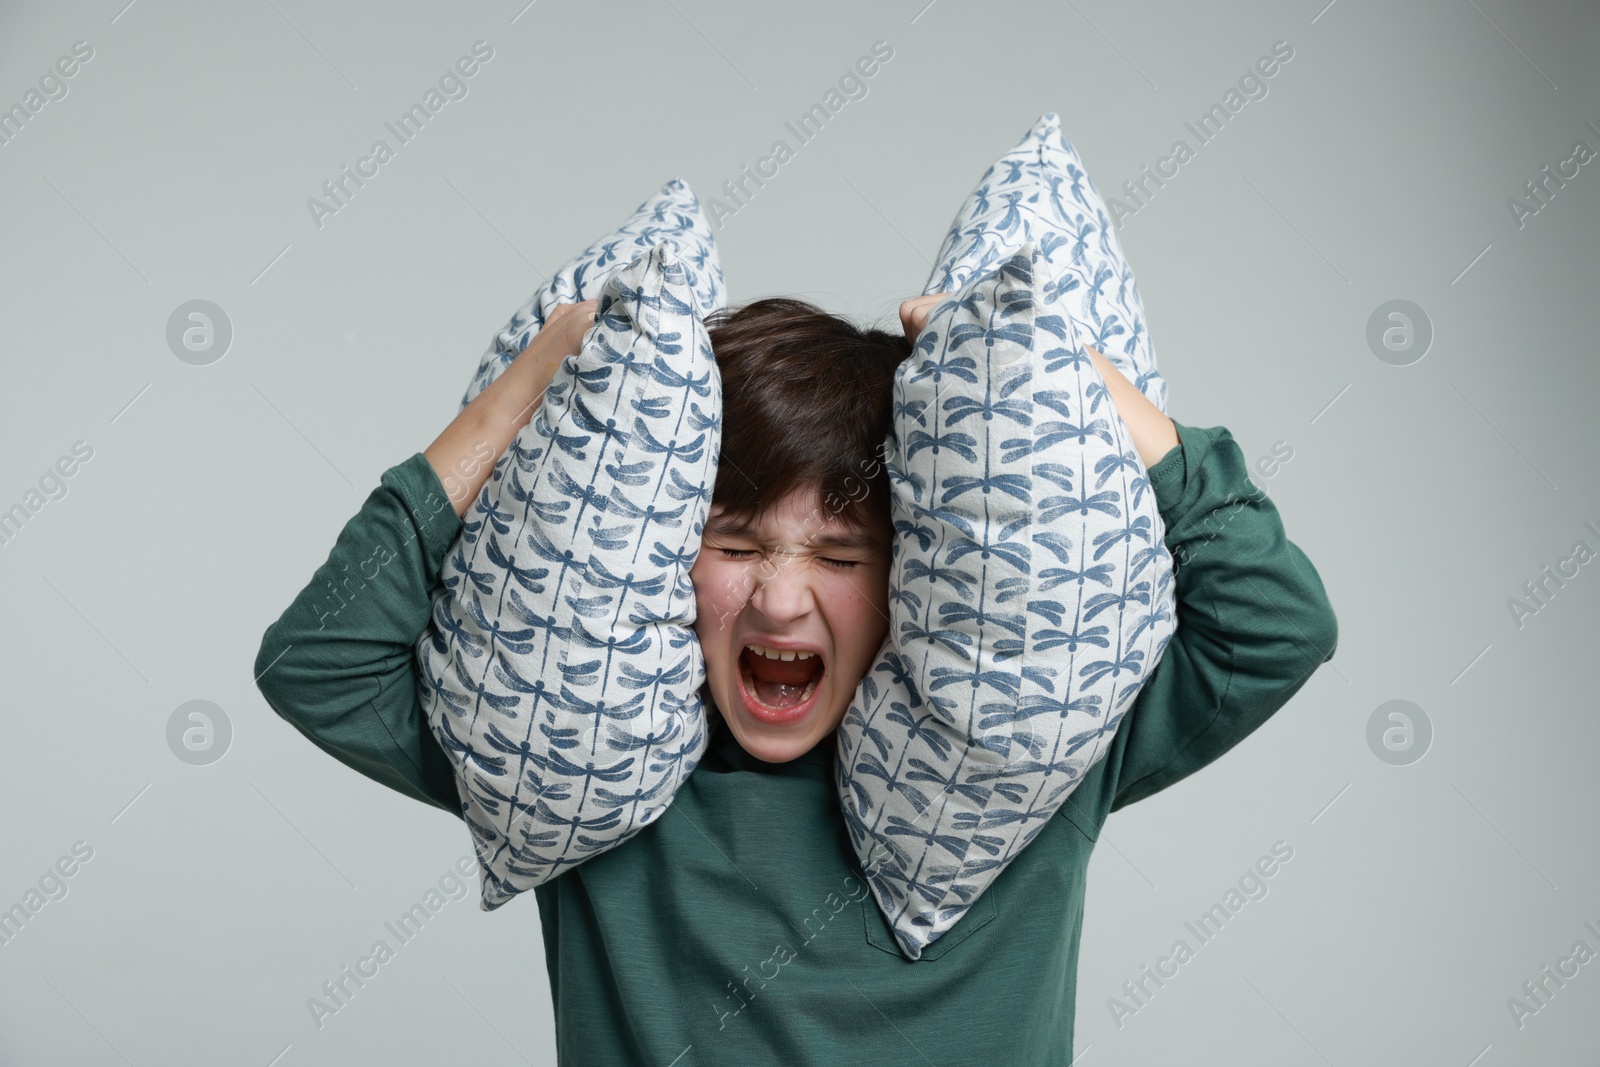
[925,112,1169,414]
[458,176,725,410]
[836,241,1179,960]
[417,239,721,908]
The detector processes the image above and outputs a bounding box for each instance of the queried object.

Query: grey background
[2,0,1596,1063]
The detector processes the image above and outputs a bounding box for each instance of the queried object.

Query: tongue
[744,650,822,709]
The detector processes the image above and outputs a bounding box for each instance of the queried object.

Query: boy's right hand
[425,299,598,517]
[502,299,599,418]
[535,299,600,358]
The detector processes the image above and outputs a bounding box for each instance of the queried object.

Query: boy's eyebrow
[705,513,880,551]
[808,530,880,551]
[704,512,757,538]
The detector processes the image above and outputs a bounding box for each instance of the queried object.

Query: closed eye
[718,548,860,570]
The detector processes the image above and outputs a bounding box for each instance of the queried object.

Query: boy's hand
[1083,344,1180,470]
[898,292,950,343]
[537,299,600,358]
[896,291,1177,471]
[508,299,599,413]
[425,299,598,516]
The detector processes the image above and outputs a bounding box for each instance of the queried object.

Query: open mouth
[737,642,826,724]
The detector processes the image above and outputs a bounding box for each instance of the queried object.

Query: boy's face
[690,487,892,763]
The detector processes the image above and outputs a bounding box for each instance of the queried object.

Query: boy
[256,294,1337,1064]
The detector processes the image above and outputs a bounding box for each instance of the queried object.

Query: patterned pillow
[836,242,1179,960]
[925,112,1169,414]
[458,176,725,409]
[417,240,721,908]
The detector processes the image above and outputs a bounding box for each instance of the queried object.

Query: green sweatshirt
[254,420,1337,1065]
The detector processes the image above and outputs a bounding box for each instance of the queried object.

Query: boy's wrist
[1149,422,1193,518]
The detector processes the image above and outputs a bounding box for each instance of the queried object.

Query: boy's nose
[749,553,816,624]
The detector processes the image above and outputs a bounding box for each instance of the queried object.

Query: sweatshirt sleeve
[253,452,466,818]
[1099,421,1339,811]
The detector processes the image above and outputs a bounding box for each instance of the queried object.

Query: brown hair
[705,297,913,535]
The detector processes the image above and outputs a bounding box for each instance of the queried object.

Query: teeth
[739,657,822,710]
[744,643,816,661]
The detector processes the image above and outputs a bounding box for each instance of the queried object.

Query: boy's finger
[900,292,950,336]
[899,297,930,337]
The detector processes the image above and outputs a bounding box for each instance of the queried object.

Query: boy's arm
[252,302,596,815]
[1100,421,1339,811]
[253,453,466,816]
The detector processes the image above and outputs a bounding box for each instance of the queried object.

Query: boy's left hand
[898,293,949,343]
[896,292,1177,470]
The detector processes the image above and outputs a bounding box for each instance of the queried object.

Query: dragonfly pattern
[926,112,1170,415]
[457,178,726,412]
[836,113,1180,961]
[414,182,726,909]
